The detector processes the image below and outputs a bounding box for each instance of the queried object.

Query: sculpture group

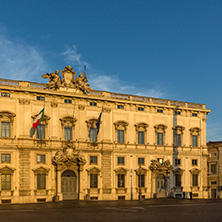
[41,65,92,94]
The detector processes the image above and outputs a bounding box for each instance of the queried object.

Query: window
[157,109,163,113]
[138,174,145,187]
[118,157,125,165]
[1,154,11,163]
[90,174,98,188]
[175,174,181,187]
[90,102,97,106]
[117,130,124,144]
[138,107,144,111]
[37,96,45,101]
[174,133,181,146]
[192,174,198,186]
[192,135,198,147]
[175,159,181,166]
[1,122,10,138]
[192,159,198,166]
[64,99,72,104]
[211,181,217,185]
[211,164,217,174]
[37,174,46,189]
[157,133,163,145]
[37,124,45,139]
[89,126,97,142]
[117,105,124,109]
[138,131,144,144]
[175,111,181,115]
[90,156,98,164]
[157,158,163,164]
[192,113,198,117]
[1,92,10,97]
[118,174,125,188]
[1,174,11,190]
[37,154,46,163]
[65,127,72,140]
[138,158,145,165]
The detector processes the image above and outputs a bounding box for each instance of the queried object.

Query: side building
[207,141,222,199]
[0,66,211,204]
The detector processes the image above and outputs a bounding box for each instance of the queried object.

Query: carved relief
[19,99,30,105]
[149,159,173,175]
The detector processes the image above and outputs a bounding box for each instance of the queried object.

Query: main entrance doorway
[61,170,77,200]
[156,174,166,198]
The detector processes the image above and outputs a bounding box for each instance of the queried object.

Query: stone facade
[0,66,211,204]
[207,141,222,199]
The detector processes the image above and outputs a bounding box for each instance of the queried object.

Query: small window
[138,158,144,165]
[138,107,144,111]
[1,92,10,97]
[211,181,217,185]
[90,102,97,106]
[157,133,163,145]
[175,111,181,115]
[138,174,145,187]
[37,154,46,163]
[64,99,72,104]
[118,157,125,165]
[1,154,11,163]
[117,105,124,109]
[192,113,198,117]
[175,159,181,166]
[192,174,198,186]
[192,135,198,147]
[118,174,125,188]
[157,109,163,113]
[157,158,163,164]
[37,96,45,101]
[90,156,98,164]
[192,159,198,166]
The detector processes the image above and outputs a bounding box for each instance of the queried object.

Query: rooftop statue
[41,70,62,90]
[41,65,93,93]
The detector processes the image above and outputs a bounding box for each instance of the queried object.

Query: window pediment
[172,126,185,134]
[190,127,201,135]
[86,166,101,174]
[32,113,50,125]
[32,166,50,175]
[114,121,129,130]
[60,116,77,127]
[190,168,201,174]
[134,122,149,132]
[86,118,101,129]
[135,167,148,175]
[172,167,185,175]
[154,124,167,133]
[114,167,129,174]
[0,111,16,122]
[0,166,15,174]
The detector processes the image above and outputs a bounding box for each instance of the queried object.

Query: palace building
[0,66,210,204]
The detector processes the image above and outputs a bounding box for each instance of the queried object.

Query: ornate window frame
[190,168,200,188]
[32,166,50,190]
[134,122,149,145]
[114,167,129,189]
[0,111,16,138]
[31,113,50,139]
[86,166,101,190]
[135,167,148,189]
[154,124,167,146]
[189,127,201,147]
[0,166,15,191]
[114,121,129,144]
[172,167,185,187]
[86,118,102,142]
[60,116,77,140]
[172,126,185,147]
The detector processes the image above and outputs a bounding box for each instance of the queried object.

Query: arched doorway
[61,170,77,200]
[156,174,166,198]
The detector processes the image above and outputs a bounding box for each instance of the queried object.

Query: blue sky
[0,0,221,141]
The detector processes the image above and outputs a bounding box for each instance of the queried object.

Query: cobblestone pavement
[0,198,221,222]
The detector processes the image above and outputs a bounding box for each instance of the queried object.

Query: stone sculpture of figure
[73,70,92,94]
[41,70,61,90]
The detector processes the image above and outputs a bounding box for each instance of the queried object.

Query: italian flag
[33,108,44,129]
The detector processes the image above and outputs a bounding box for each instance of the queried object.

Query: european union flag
[96,111,102,135]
